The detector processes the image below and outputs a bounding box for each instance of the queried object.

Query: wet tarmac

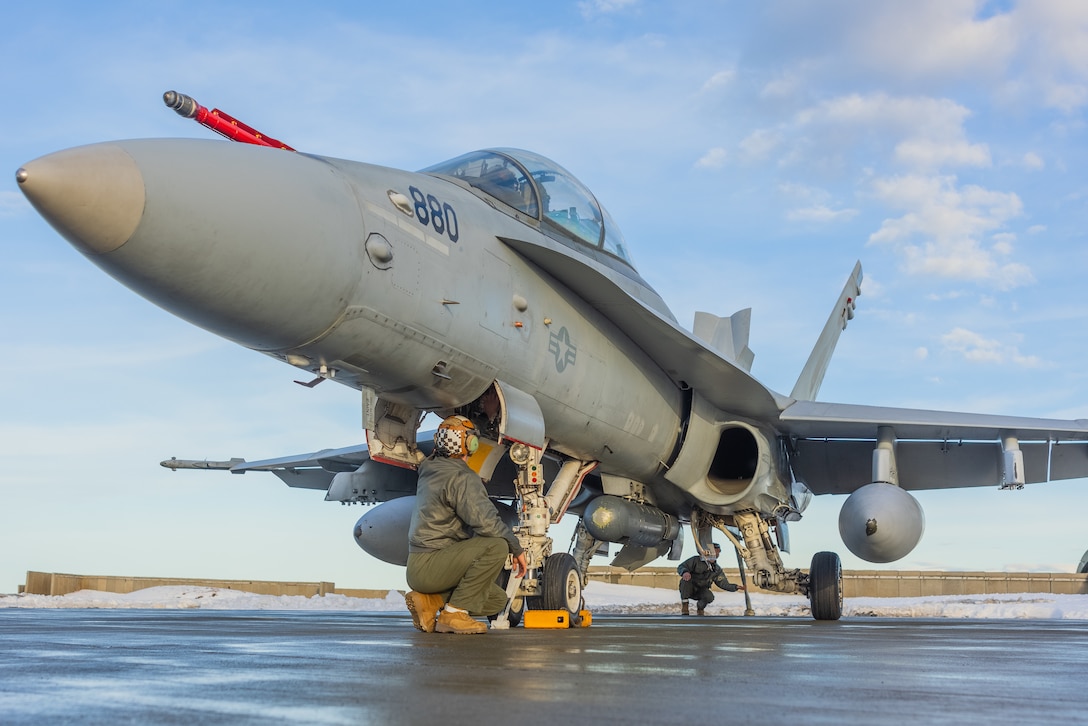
[1,610,1085,725]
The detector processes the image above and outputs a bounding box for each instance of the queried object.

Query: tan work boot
[696,606,706,616]
[435,608,488,634]
[405,591,445,633]
[680,601,689,616]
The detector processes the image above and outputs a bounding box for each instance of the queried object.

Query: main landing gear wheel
[542,553,582,627]
[809,551,843,621]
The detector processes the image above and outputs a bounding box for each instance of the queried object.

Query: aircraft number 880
[409,186,459,243]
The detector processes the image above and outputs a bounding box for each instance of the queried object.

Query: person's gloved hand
[512,552,529,578]
[681,572,691,581]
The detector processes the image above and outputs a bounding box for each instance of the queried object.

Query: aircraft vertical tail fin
[693,308,755,372]
[790,261,863,401]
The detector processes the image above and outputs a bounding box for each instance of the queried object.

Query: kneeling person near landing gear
[677,543,743,615]
[404,415,529,634]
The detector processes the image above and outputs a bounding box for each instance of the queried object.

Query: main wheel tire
[809,550,843,621]
[542,553,582,626]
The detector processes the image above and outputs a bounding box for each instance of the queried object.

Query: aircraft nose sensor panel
[17,144,145,256]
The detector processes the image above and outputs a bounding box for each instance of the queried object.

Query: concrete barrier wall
[586,567,1088,597]
[21,571,352,598]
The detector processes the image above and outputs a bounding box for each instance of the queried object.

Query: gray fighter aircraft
[16,92,1088,622]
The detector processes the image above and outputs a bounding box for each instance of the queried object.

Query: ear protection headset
[435,415,479,457]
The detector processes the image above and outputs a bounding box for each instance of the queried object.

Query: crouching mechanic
[404,415,529,634]
[677,543,744,615]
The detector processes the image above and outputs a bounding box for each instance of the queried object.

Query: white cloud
[803,93,970,134]
[701,69,736,93]
[943,328,1002,363]
[894,139,991,169]
[779,180,858,223]
[858,273,884,300]
[738,128,780,162]
[867,174,1033,289]
[786,205,859,223]
[1022,152,1045,170]
[940,327,1043,368]
[701,7,1073,299]
[1009,1,1088,112]
[991,234,1015,256]
[778,182,824,201]
[794,93,989,171]
[764,1,1083,117]
[843,2,1016,82]
[760,70,803,99]
[925,290,968,302]
[695,147,728,169]
[1043,83,1088,112]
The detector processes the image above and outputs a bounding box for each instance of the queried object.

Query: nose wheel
[541,552,583,626]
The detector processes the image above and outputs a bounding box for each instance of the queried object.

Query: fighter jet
[17,92,1088,622]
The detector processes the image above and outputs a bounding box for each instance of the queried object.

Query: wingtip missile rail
[163,90,295,151]
[161,457,246,473]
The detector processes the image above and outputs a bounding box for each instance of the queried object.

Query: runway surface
[1,610,1085,725]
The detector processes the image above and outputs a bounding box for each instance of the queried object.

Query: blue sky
[3,1,1088,592]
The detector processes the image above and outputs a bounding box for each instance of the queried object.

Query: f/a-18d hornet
[17,92,1088,623]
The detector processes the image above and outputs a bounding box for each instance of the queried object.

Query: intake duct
[706,425,761,496]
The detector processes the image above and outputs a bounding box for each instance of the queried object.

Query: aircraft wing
[162,442,373,490]
[780,400,1088,494]
[500,236,788,420]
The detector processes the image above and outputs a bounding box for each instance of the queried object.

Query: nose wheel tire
[542,553,582,626]
[809,550,843,621]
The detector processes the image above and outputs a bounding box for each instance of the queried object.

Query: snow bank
[0,586,406,611]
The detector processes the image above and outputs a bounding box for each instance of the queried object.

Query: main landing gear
[692,508,843,621]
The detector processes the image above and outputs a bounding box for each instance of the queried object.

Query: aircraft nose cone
[16,144,145,256]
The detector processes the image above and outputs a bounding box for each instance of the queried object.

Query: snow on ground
[2,582,1087,619]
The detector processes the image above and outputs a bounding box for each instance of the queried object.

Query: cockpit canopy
[422,148,632,266]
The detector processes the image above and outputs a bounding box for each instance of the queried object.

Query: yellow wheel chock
[523,609,592,629]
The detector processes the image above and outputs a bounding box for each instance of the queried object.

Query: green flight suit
[677,554,737,610]
[406,455,523,616]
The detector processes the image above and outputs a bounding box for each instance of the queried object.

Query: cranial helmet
[434,415,480,458]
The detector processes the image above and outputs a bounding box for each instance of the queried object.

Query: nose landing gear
[491,444,592,629]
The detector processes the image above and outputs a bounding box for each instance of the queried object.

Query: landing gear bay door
[493,380,546,450]
[462,380,547,483]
